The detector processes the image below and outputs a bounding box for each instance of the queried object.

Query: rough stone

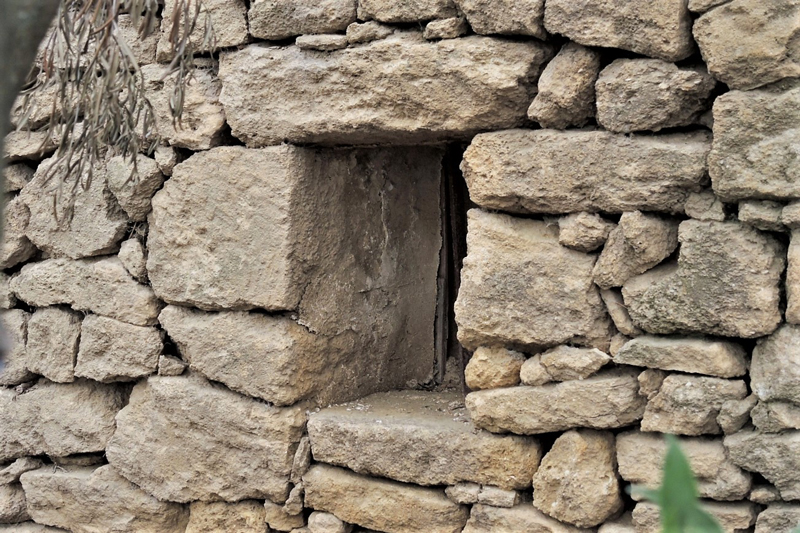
[544,0,694,61]
[26,307,81,383]
[786,233,800,324]
[717,395,758,435]
[20,465,188,533]
[308,391,541,490]
[249,0,356,40]
[1,196,36,269]
[3,131,55,162]
[694,0,800,90]
[454,0,545,38]
[709,82,800,201]
[157,0,247,58]
[755,504,800,533]
[641,375,748,435]
[617,431,751,501]
[596,59,716,133]
[265,499,305,532]
[345,21,393,44]
[118,239,147,282]
[303,465,468,533]
[476,486,518,508]
[462,130,710,215]
[423,18,468,40]
[689,0,730,13]
[462,504,589,533]
[0,523,67,532]
[105,155,164,222]
[153,146,178,177]
[0,274,16,309]
[11,257,162,326]
[4,164,33,192]
[633,501,757,533]
[445,483,480,505]
[290,436,312,484]
[455,210,611,352]
[739,200,784,232]
[466,369,646,434]
[157,355,186,377]
[684,191,727,222]
[638,369,667,400]
[533,430,622,527]
[0,484,28,524]
[106,374,306,503]
[726,430,800,500]
[615,336,748,378]
[0,458,44,486]
[282,483,304,516]
[750,485,782,505]
[357,0,457,23]
[519,355,552,387]
[593,212,679,289]
[187,501,265,533]
[752,325,800,404]
[308,512,351,533]
[219,34,553,146]
[114,14,158,65]
[784,203,800,229]
[539,345,611,381]
[557,213,615,253]
[0,310,32,387]
[74,315,162,383]
[600,289,642,337]
[752,401,800,433]
[598,513,635,533]
[295,34,349,51]
[623,221,784,338]
[0,379,126,462]
[463,347,524,390]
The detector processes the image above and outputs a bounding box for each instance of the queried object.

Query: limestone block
[617,431,751,501]
[445,483,480,505]
[21,158,128,260]
[519,355,551,386]
[11,257,162,326]
[249,0,356,40]
[615,336,747,378]
[423,18,468,40]
[118,239,147,282]
[20,465,188,533]
[785,203,800,229]
[157,355,186,376]
[219,34,553,146]
[265,499,305,531]
[4,164,33,192]
[593,212,679,289]
[454,0,545,38]
[455,210,611,351]
[345,21,393,44]
[282,483,304,516]
[153,146,178,177]
[290,437,312,484]
[689,0,730,13]
[106,374,306,503]
[623,221,784,338]
[638,370,667,400]
[557,213,614,253]
[357,0,457,23]
[26,307,81,383]
[533,430,622,527]
[0,380,126,462]
[739,200,784,232]
[303,465,469,533]
[1,196,36,269]
[466,369,645,434]
[539,346,610,382]
[718,395,758,435]
[684,191,727,222]
[600,289,642,337]
[157,0,247,58]
[462,130,710,215]
[694,0,800,90]
[787,233,800,324]
[756,504,800,533]
[308,391,541,490]
[596,59,716,133]
[641,375,748,435]
[752,401,800,433]
[750,485,781,505]
[709,82,800,201]
[0,459,44,486]
[105,155,164,222]
[633,501,757,533]
[476,486,518,508]
[3,131,55,162]
[544,0,694,61]
[750,326,800,405]
[463,347,524,390]
[0,310,32,387]
[74,315,162,383]
[0,523,67,532]
[187,501,265,533]
[0,484,28,524]
[308,512,351,533]
[726,430,800,500]
[295,34,349,51]
[463,504,589,533]
[115,15,158,65]
[598,513,635,533]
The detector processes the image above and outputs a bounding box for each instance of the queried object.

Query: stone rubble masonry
[726,430,800,501]
[345,21,393,44]
[0,458,44,486]
[0,483,29,524]
[1,196,36,269]
[718,395,757,435]
[755,504,800,533]
[462,504,590,533]
[751,401,800,433]
[454,0,545,38]
[0,310,32,387]
[303,464,469,533]
[295,34,349,51]
[600,289,642,337]
[307,511,350,533]
[264,498,305,531]
[519,354,553,387]
[423,17,468,40]
[105,155,164,223]
[476,486,518,508]
[20,465,189,533]
[538,346,611,382]
[3,164,33,192]
[117,239,147,283]
[558,213,615,253]
[462,129,710,215]
[633,501,758,532]
[25,307,82,384]
[357,0,458,23]
[157,355,186,377]
[455,209,611,352]
[249,0,357,40]
[750,485,782,505]
[463,346,524,390]
[751,325,800,405]
[307,391,541,490]
[105,374,307,503]
[0,523,67,532]
[684,191,727,222]
[739,200,785,232]
[157,0,248,59]
[218,33,554,146]
[186,501,265,533]
[614,336,748,378]
[3,131,55,163]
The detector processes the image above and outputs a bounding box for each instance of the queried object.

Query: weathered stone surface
[467,369,645,434]
[689,0,730,13]
[455,210,611,351]
[105,155,164,222]
[528,43,600,129]
[0,484,28,524]
[3,131,55,162]
[694,0,800,90]
[739,200,784,232]
[0,458,44,486]
[463,504,589,533]
[684,191,727,222]
[4,164,33,192]
[26,307,81,384]
[115,14,158,65]
[784,203,800,229]
[633,501,757,533]
[464,347,524,390]
[219,34,553,146]
[641,375,748,435]
[600,289,642,337]
[423,17,468,40]
[539,345,610,382]
[598,513,635,533]
[756,504,800,533]
[249,0,356,40]
[290,437,311,484]
[709,82,800,201]
[295,34,349,51]
[623,221,784,338]
[0,523,67,532]
[153,146,178,177]
[476,486,518,508]
[454,0,545,37]
[519,355,551,387]
[264,499,305,531]
[596,59,716,133]
[0,271,19,307]
[11,257,162,326]
[558,213,614,253]
[750,485,781,505]
[593,212,679,289]
[118,239,147,282]
[282,483,304,516]
[308,391,541,490]
[544,0,694,61]
[615,336,747,378]
[157,355,186,377]
[718,395,758,435]
[308,512,350,533]
[726,430,800,500]
[1,196,36,269]
[106,374,306,503]
[617,431,751,501]
[346,21,393,43]
[462,130,710,215]
[74,315,162,383]
[357,0,457,23]
[187,501,264,533]
[20,465,188,533]
[752,401,800,433]
[638,369,667,400]
[533,430,622,527]
[445,483,480,505]
[304,465,468,533]
[752,325,800,404]
[0,310,32,387]
[786,233,800,324]
[0,380,125,462]
[158,0,247,58]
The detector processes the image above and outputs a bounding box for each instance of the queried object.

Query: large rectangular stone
[358,0,457,22]
[463,504,588,533]
[218,33,553,146]
[462,130,710,215]
[249,0,356,40]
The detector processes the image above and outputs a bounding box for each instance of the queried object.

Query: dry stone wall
[2,0,800,532]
